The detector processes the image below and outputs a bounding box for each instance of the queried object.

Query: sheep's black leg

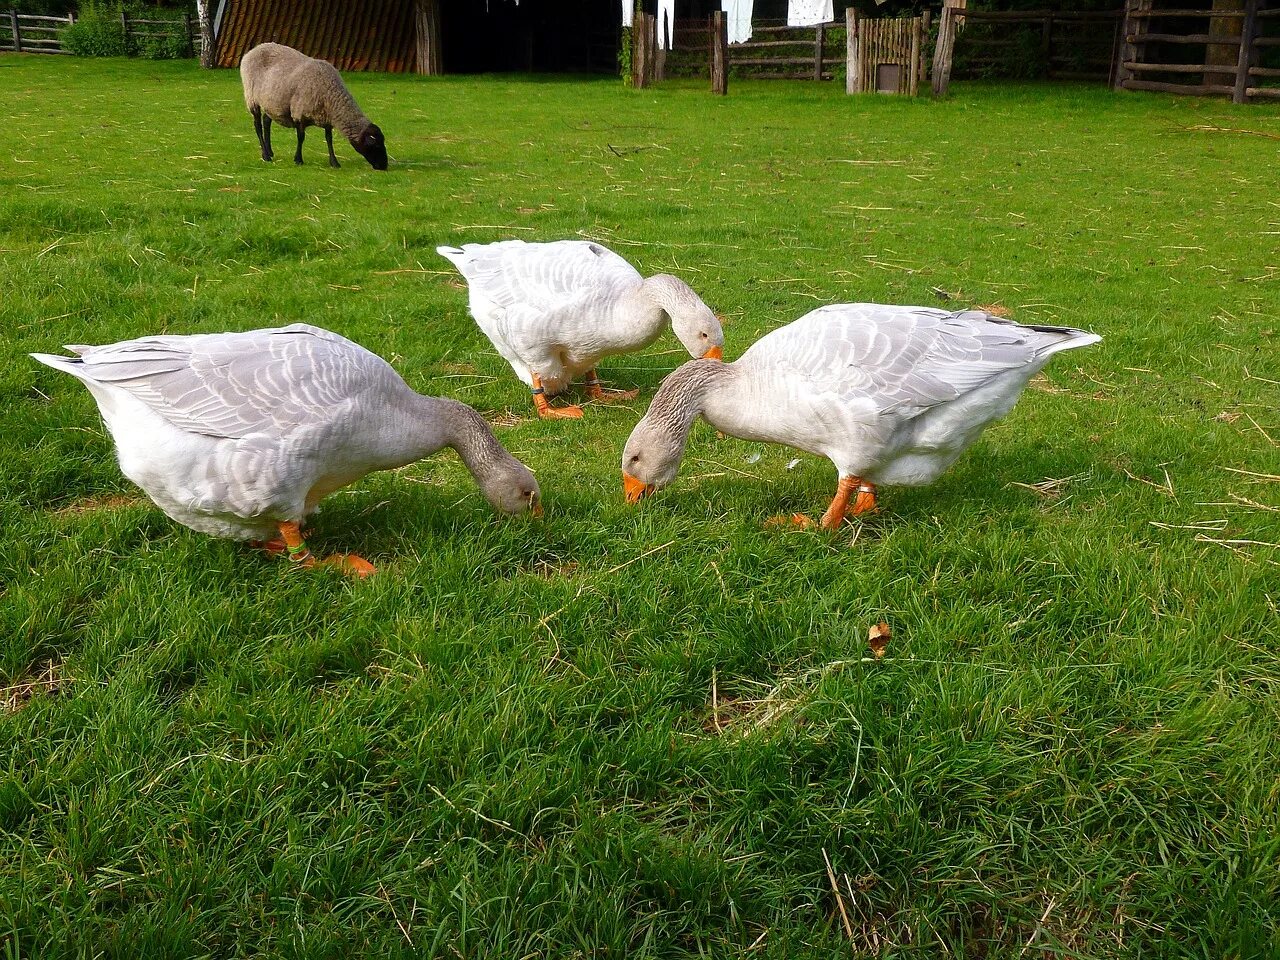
[294,126,305,165]
[253,106,273,162]
[261,115,274,162]
[324,126,340,168]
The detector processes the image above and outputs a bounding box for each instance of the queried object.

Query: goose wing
[53,324,393,439]
[437,240,642,313]
[758,304,1096,416]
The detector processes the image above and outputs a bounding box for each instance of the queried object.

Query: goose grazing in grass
[32,324,541,576]
[621,303,1100,529]
[437,239,724,419]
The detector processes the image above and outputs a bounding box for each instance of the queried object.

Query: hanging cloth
[621,0,633,28]
[786,0,832,27]
[656,0,675,50]
[722,0,753,44]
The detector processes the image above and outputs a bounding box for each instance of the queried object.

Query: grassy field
[1,55,1278,958]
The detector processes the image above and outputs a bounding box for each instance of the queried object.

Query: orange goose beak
[623,472,656,504]
[702,345,723,361]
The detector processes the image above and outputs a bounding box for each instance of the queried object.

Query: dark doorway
[441,0,622,73]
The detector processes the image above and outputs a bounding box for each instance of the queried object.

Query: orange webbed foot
[765,513,816,529]
[321,554,377,578]
[536,403,584,419]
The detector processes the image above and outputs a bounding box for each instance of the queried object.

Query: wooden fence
[1114,0,1279,103]
[641,17,847,83]
[847,12,927,95]
[0,9,200,56]
[1,11,74,54]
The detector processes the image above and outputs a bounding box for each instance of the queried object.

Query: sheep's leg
[324,126,340,168]
[261,114,274,162]
[252,106,272,162]
[294,126,305,165]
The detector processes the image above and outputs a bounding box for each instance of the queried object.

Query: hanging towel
[621,0,633,28]
[657,0,675,50]
[722,0,753,44]
[786,0,832,27]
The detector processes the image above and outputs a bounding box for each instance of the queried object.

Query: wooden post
[932,2,959,97]
[120,7,130,49]
[813,23,824,81]
[10,9,21,52]
[1206,0,1245,89]
[920,9,932,89]
[415,0,443,75]
[1233,0,1260,103]
[710,10,728,95]
[909,16,922,96]
[845,7,859,94]
[633,11,654,89]
[1114,0,1151,90]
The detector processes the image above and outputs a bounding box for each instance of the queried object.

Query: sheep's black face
[355,124,388,171]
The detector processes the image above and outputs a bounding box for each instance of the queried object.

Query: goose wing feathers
[758,304,1098,415]
[55,324,391,439]
[437,240,642,312]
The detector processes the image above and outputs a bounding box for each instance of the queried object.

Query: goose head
[645,275,725,360]
[621,412,689,503]
[477,457,543,517]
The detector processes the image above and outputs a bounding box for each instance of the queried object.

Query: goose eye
[700,332,708,339]
[630,455,640,464]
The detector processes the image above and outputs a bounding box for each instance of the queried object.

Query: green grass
[1,55,1278,958]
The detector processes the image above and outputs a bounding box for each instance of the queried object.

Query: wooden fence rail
[0,9,201,56]
[1114,0,1278,103]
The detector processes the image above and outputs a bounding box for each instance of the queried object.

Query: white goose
[621,303,1101,528]
[437,240,724,419]
[32,324,541,576]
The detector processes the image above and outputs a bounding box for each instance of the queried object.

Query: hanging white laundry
[656,0,675,50]
[621,0,634,28]
[786,0,833,27]
[722,0,753,44]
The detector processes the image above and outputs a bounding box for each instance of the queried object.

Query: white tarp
[786,0,833,27]
[722,0,753,44]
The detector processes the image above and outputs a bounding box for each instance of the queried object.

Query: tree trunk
[196,0,214,68]
[1205,0,1244,88]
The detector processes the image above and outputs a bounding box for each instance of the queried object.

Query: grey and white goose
[437,239,724,419]
[32,323,540,575]
[621,303,1100,529]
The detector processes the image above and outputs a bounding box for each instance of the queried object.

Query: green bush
[61,3,135,57]
[138,29,191,60]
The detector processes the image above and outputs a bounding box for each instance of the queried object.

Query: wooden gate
[847,12,927,95]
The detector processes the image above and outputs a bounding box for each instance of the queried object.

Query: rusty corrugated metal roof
[215,0,417,73]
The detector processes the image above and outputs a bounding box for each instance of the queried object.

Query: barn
[211,0,715,75]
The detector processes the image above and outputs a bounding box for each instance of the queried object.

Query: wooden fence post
[632,11,653,89]
[710,10,728,95]
[120,7,130,48]
[909,15,923,96]
[1114,0,1150,90]
[932,3,959,97]
[1233,0,1259,103]
[920,9,932,89]
[813,23,824,81]
[845,7,858,94]
[11,9,22,52]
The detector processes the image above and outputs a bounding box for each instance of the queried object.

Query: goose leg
[276,521,376,578]
[583,369,638,403]
[531,374,583,419]
[767,477,877,531]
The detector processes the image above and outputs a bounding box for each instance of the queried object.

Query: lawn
[1,55,1277,958]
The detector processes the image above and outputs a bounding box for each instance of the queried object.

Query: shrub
[61,3,135,57]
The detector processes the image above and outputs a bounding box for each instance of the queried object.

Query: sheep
[239,42,388,171]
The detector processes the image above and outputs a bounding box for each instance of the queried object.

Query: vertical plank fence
[848,15,925,95]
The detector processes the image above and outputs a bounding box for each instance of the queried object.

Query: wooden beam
[414,0,442,76]
[1114,0,1152,90]
[845,7,858,94]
